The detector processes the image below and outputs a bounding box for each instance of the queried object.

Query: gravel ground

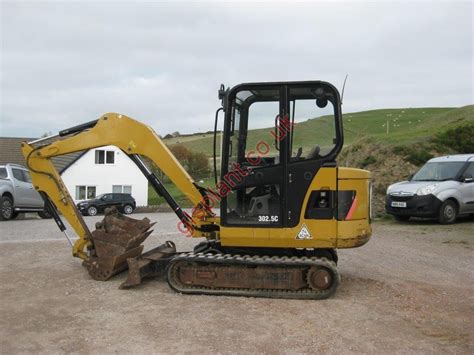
[0,213,473,353]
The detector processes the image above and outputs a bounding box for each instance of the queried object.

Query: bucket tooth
[125,230,154,250]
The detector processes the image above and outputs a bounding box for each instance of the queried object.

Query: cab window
[244,100,280,166]
[288,87,337,161]
[228,88,280,169]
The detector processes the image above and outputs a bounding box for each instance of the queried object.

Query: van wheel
[87,206,98,216]
[38,210,52,219]
[0,196,14,221]
[438,200,457,224]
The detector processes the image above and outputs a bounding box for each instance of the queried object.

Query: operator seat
[307,145,322,159]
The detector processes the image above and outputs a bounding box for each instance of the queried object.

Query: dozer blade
[83,207,155,281]
[120,241,176,289]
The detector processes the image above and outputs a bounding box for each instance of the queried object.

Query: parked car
[386,154,474,224]
[77,193,136,216]
[0,163,51,220]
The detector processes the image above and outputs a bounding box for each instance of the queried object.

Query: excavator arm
[21,113,217,265]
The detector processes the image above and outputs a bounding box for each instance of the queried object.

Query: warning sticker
[296,223,312,240]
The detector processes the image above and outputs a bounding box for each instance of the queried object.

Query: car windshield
[412,162,465,181]
[95,194,105,199]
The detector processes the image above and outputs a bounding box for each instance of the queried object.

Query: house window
[95,150,115,164]
[95,150,104,164]
[106,151,115,164]
[112,185,132,195]
[87,186,96,199]
[76,186,96,200]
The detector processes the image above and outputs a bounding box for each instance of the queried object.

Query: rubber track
[166,252,340,300]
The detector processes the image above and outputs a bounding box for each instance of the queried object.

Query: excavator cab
[220,81,343,229]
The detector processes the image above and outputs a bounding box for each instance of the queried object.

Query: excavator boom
[22,113,217,279]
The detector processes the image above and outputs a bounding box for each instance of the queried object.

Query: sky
[1,0,472,138]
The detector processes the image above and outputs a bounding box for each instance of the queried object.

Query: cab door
[285,83,344,227]
[221,84,286,228]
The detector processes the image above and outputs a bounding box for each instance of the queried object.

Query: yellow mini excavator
[22,81,372,299]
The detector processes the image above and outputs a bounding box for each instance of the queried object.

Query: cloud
[1,1,472,137]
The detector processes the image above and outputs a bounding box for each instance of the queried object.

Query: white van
[385,154,474,224]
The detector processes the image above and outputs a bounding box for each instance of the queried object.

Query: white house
[61,145,148,206]
[0,138,149,206]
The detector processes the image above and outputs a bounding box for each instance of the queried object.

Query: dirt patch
[0,216,473,353]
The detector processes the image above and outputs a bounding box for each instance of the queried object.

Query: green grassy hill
[163,106,473,156]
[150,105,473,210]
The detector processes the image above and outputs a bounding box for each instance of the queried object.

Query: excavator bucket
[83,207,156,281]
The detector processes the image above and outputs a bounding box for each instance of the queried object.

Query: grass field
[162,105,473,156]
[150,105,473,206]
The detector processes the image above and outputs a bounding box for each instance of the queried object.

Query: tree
[169,144,209,178]
[169,144,190,162]
[188,151,210,178]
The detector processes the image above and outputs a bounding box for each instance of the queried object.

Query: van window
[463,163,474,177]
[412,162,465,181]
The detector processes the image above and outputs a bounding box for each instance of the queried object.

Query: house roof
[0,137,87,173]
